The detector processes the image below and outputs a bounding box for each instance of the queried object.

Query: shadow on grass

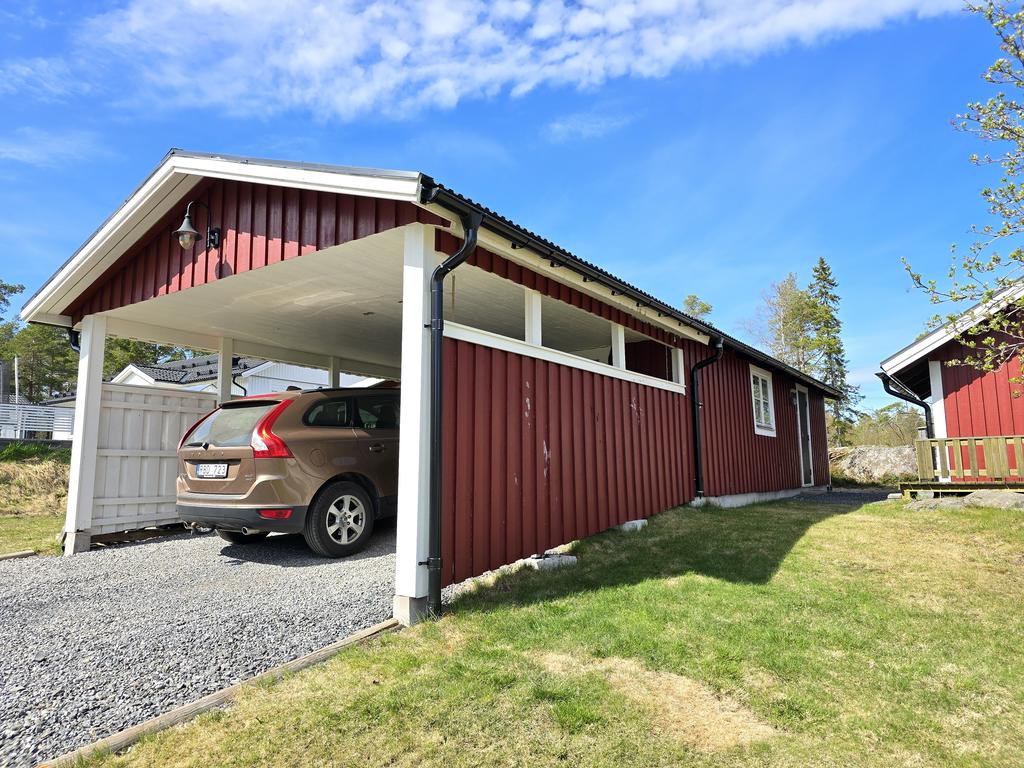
[455,495,883,612]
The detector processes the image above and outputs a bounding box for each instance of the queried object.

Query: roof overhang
[20,150,423,326]
[880,282,1024,376]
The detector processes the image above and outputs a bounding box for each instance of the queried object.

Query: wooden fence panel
[88,384,216,535]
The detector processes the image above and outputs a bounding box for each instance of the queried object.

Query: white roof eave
[20,152,422,325]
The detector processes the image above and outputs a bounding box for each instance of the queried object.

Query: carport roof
[23,148,840,398]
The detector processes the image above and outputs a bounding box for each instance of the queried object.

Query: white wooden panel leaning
[86,384,216,537]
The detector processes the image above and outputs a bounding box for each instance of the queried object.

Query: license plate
[196,463,228,479]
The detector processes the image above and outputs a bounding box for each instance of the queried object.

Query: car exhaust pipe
[241,527,252,535]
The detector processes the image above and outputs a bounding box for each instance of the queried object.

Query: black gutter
[878,372,933,439]
[690,336,724,498]
[422,182,483,618]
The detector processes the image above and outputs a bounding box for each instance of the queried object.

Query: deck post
[64,314,107,555]
[393,224,437,626]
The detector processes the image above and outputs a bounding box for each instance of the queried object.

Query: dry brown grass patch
[0,459,69,516]
[537,652,775,752]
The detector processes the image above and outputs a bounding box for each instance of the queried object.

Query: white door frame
[794,384,814,487]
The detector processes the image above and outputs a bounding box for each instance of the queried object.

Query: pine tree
[683,294,713,321]
[807,257,861,444]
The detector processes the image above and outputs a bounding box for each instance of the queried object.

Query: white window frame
[749,364,776,437]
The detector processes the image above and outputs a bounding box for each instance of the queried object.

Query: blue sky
[0,1,1001,408]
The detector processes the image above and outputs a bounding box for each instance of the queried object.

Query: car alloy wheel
[325,494,366,545]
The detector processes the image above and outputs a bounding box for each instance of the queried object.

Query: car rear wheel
[216,529,270,545]
[303,481,375,558]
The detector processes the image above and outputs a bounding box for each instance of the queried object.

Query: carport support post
[64,314,106,555]
[216,338,234,403]
[328,356,341,388]
[393,223,437,626]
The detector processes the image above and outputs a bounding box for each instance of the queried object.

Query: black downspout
[878,372,933,439]
[690,336,724,498]
[427,207,483,618]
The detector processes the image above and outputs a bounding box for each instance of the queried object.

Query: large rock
[830,445,917,484]
[963,489,1024,509]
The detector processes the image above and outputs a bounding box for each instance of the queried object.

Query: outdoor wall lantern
[173,200,221,251]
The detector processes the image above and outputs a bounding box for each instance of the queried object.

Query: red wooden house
[880,291,1024,488]
[22,150,838,624]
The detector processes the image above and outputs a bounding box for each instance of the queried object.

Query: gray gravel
[793,488,892,505]
[0,524,396,767]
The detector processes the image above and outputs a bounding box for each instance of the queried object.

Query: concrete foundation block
[524,554,578,571]
[393,594,430,627]
[617,519,647,532]
[63,531,91,556]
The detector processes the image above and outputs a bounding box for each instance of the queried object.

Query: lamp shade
[174,213,200,250]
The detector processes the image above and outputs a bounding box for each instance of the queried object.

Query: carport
[22,150,712,625]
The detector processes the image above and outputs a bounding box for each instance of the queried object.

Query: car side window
[356,395,400,430]
[303,398,354,427]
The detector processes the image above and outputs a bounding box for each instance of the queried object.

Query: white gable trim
[20,152,422,326]
[881,282,1024,375]
[110,364,157,386]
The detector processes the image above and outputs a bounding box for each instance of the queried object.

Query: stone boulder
[830,445,917,484]
[906,497,966,511]
[963,489,1024,510]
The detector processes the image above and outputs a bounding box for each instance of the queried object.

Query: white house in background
[46,354,381,439]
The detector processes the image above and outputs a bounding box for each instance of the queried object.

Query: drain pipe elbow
[426,204,483,618]
[877,372,933,439]
[690,336,724,498]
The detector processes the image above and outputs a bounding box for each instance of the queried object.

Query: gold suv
[176,388,399,557]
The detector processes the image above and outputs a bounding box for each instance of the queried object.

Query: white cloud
[0,58,81,99]
[11,0,962,120]
[0,128,104,166]
[546,111,634,141]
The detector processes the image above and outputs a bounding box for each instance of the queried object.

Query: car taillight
[178,409,216,451]
[251,400,293,459]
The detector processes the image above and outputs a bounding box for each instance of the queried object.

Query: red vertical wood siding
[937,341,1024,437]
[929,341,1024,483]
[441,336,829,585]
[686,341,827,496]
[64,179,444,322]
[441,337,693,586]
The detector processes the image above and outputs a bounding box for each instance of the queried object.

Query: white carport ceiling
[103,225,665,372]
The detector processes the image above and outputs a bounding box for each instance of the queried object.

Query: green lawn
[84,497,1024,767]
[0,444,69,555]
[0,512,62,555]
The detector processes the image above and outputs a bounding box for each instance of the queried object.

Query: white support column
[64,315,106,555]
[611,323,626,369]
[928,360,947,439]
[328,356,341,388]
[394,223,436,626]
[671,347,685,386]
[927,359,952,484]
[525,288,543,345]
[217,337,234,403]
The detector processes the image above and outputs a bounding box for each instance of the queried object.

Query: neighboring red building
[880,296,1024,484]
[23,150,838,622]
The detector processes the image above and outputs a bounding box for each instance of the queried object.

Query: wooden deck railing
[915,435,1024,482]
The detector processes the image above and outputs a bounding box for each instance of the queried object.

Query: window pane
[188,402,276,447]
[357,395,400,429]
[304,398,353,428]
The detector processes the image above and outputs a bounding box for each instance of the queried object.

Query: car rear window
[185,402,277,448]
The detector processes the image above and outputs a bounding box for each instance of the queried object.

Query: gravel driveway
[0,524,396,767]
